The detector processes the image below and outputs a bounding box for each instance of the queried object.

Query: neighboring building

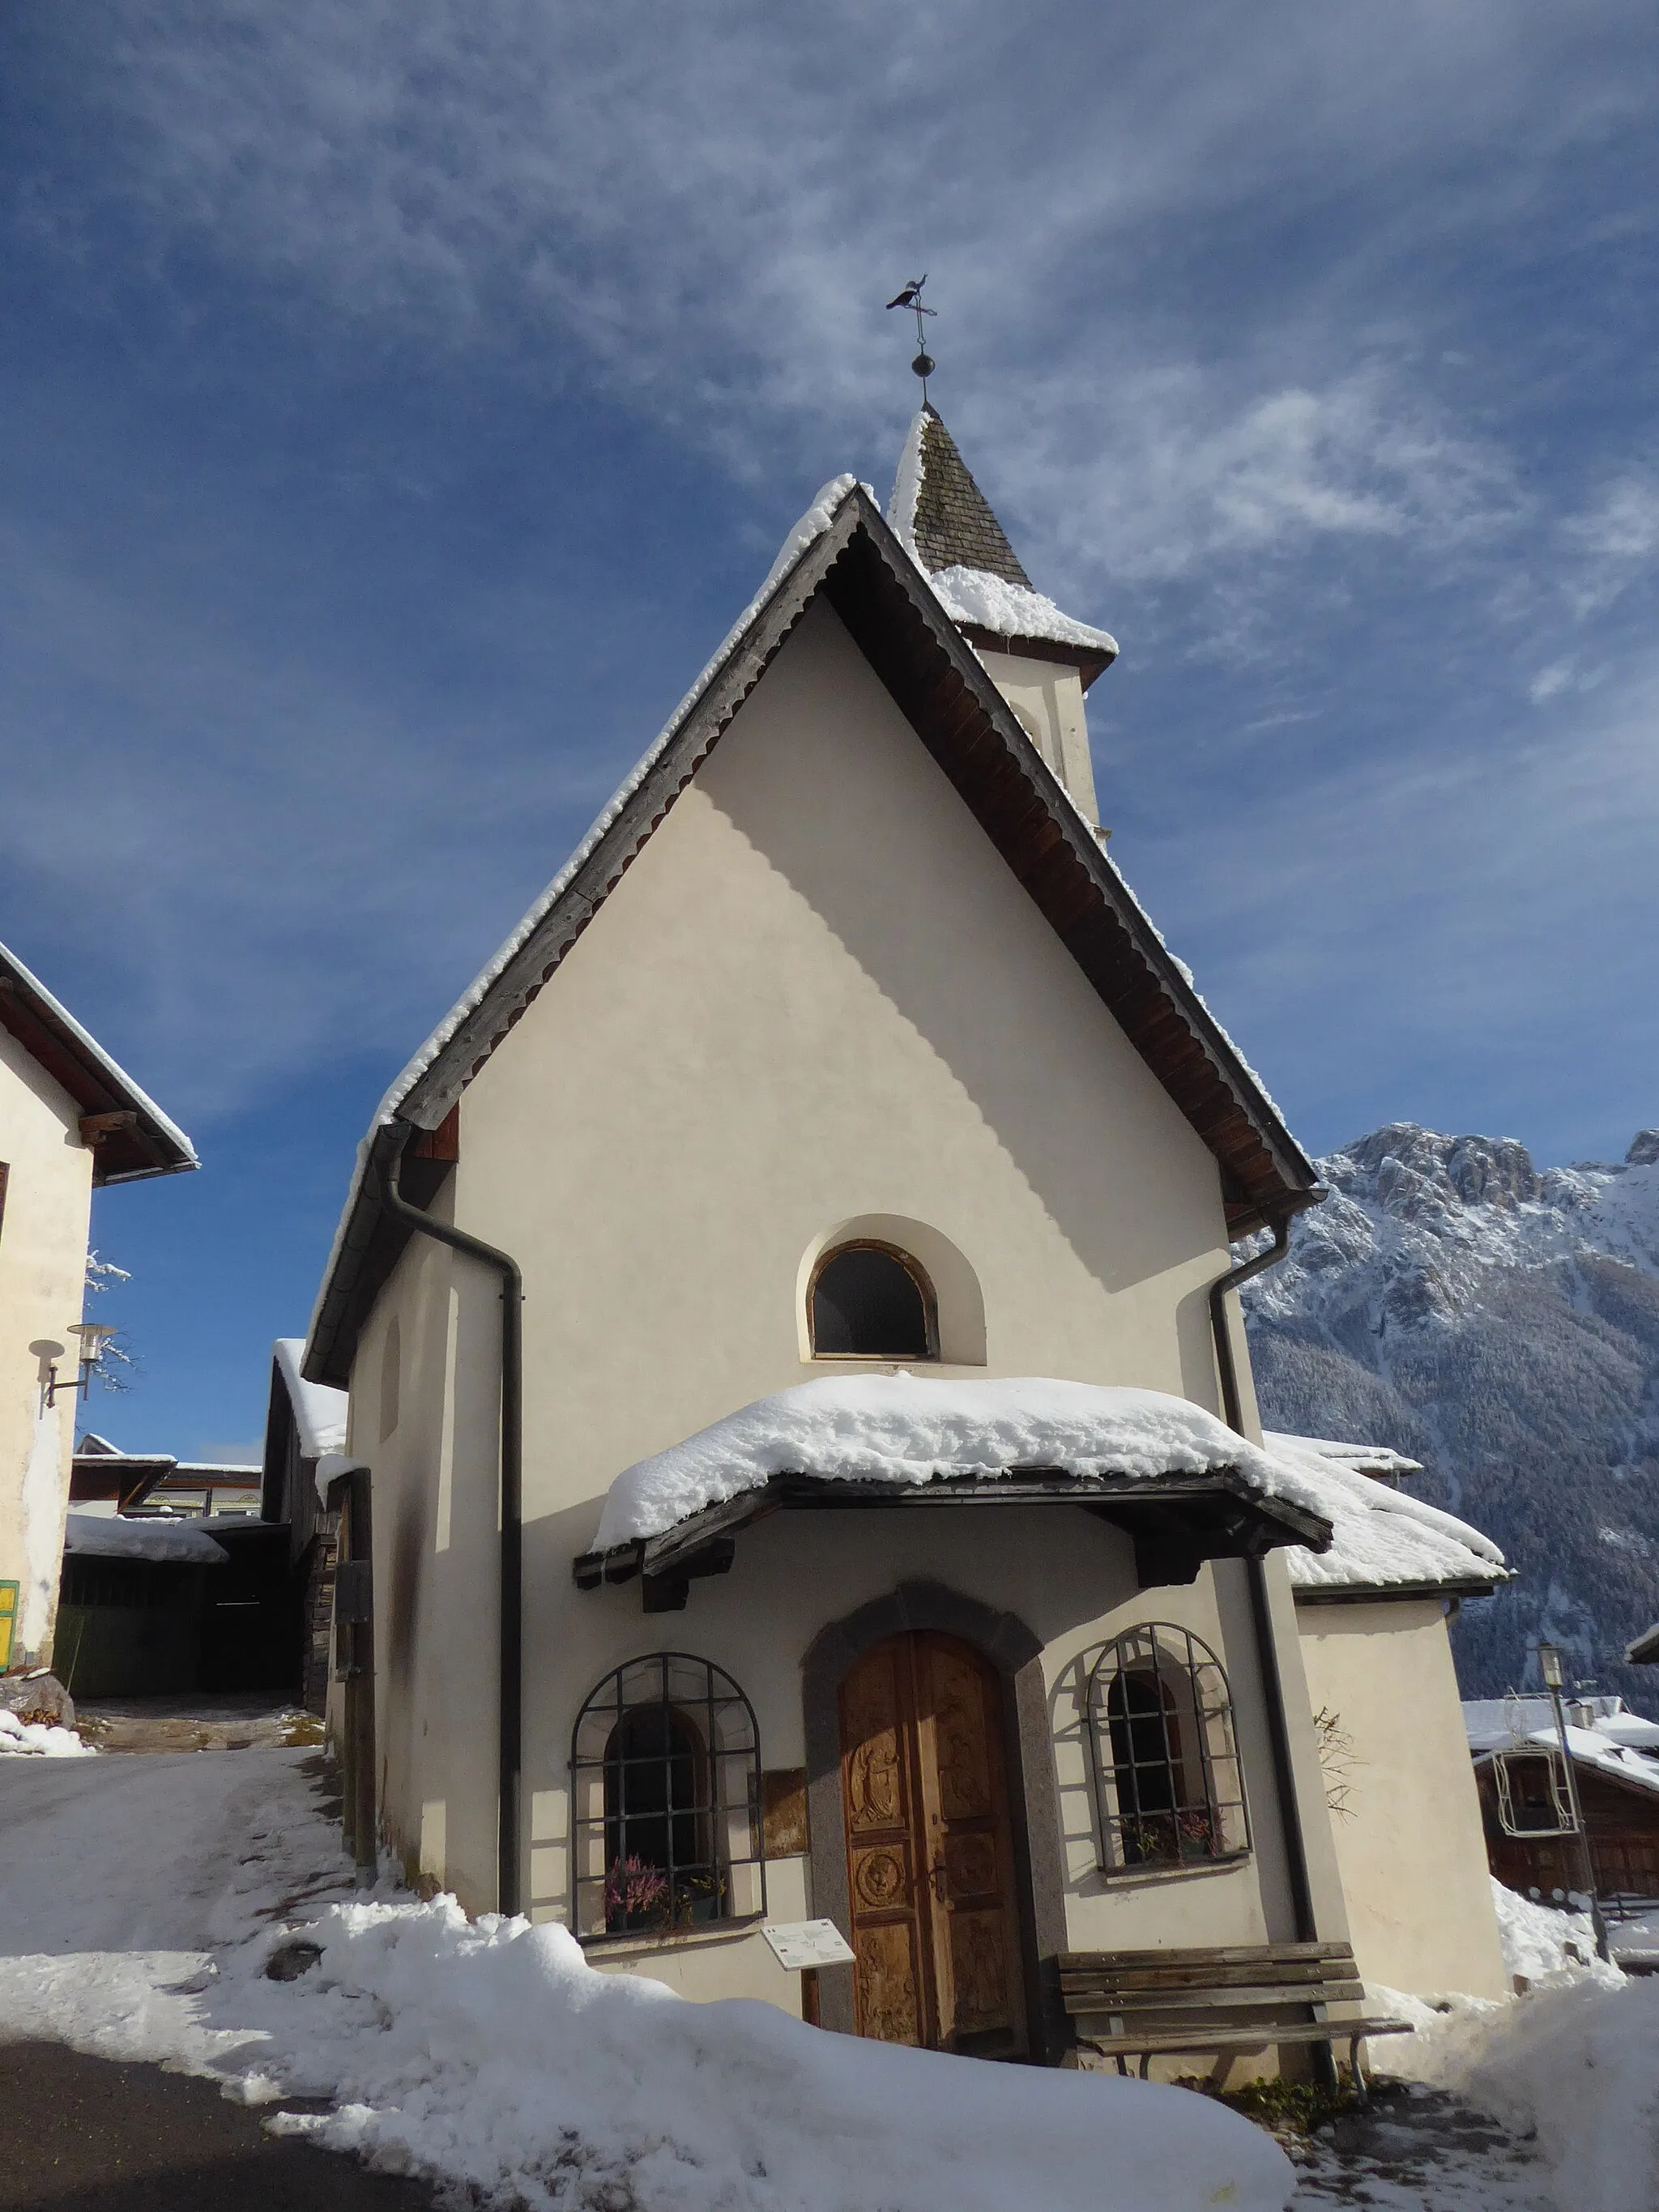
[1276,1434,1511,1999]
[259,1339,349,1713]
[71,1433,262,1517]
[1466,1694,1659,1901]
[1627,1622,1659,1667]
[298,414,1508,2065]
[0,938,195,1673]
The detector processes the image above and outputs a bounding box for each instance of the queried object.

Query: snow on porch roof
[574,1377,1335,1605]
[1265,1433,1508,1601]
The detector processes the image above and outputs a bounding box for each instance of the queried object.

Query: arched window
[808,1242,936,1361]
[1085,1624,1248,1873]
[570,1654,764,1937]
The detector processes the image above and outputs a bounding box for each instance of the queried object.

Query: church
[301,406,1508,2069]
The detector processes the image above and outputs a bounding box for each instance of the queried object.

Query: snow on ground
[0,1708,95,1758]
[0,1745,1294,2212]
[590,1373,1335,1550]
[1337,1883,1650,2212]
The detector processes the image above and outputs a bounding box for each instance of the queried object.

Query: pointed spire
[890,406,1032,586]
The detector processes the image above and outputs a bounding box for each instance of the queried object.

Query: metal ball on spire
[885,273,937,403]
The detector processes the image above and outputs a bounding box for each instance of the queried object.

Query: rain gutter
[1208,1214,1322,1951]
[377,1121,524,1916]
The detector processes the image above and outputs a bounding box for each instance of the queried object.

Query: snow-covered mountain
[1243,1123,1659,1709]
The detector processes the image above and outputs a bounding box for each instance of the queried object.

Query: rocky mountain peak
[1245,1123,1659,1708]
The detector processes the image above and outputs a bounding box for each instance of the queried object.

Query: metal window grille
[570,1653,765,1939]
[1492,1748,1577,1837]
[1085,1623,1250,1873]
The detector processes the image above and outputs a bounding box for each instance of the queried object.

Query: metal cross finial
[885,275,937,401]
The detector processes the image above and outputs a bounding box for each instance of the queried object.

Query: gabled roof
[305,476,1320,1387]
[0,937,197,1183]
[887,408,1119,684]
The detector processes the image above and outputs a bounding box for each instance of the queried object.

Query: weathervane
[885,275,936,402]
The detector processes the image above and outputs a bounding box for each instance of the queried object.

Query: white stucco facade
[343,598,1358,2060]
[1297,1596,1509,2001]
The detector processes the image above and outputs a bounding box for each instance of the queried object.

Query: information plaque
[761,1918,856,1970]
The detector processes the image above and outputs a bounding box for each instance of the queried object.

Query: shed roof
[304,476,1320,1387]
[1269,1432,1508,1601]
[0,937,196,1183]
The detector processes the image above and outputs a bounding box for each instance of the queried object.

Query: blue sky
[2,0,1656,1459]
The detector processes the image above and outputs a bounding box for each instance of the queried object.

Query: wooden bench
[1060,1941,1413,2099]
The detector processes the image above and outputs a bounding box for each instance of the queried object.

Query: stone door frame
[802,1579,1069,2061]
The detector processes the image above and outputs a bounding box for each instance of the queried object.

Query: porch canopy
[573,1376,1333,1613]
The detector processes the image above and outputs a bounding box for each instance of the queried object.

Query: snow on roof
[274,1337,349,1460]
[1464,1695,1659,1753]
[62,1512,228,1564]
[589,1375,1334,1554]
[0,935,198,1178]
[305,475,866,1366]
[887,408,1117,661]
[1465,1696,1659,1804]
[371,475,862,1140]
[928,567,1120,658]
[1265,1432,1505,1596]
[1279,1434,1424,1481]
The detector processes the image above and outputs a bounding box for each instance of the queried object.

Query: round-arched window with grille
[808,1241,937,1360]
[1085,1624,1249,1873]
[570,1654,765,1937]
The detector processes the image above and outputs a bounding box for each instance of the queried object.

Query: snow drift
[0,1745,1294,2212]
[274,1895,1293,2212]
[590,1372,1333,1551]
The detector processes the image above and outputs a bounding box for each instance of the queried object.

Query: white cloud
[1126,648,1659,1140]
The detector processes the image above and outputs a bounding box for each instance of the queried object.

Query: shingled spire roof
[905,408,1032,586]
[887,406,1118,684]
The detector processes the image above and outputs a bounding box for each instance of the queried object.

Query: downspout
[376,1120,524,1917]
[1208,1216,1320,1948]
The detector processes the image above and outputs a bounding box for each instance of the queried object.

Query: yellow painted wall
[0,1029,94,1667]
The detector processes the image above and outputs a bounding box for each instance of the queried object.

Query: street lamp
[1537,1642,1608,1960]
[44,1321,118,1406]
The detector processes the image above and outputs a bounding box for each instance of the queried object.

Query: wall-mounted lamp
[45,1321,119,1405]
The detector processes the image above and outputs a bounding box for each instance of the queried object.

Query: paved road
[0,2042,441,2212]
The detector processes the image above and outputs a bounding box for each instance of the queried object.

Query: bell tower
[887,406,1116,828]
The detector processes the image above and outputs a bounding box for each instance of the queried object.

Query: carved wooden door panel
[838,1631,1026,2056]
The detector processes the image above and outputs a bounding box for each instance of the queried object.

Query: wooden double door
[838,1630,1028,2057]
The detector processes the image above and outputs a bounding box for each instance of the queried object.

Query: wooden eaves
[0,942,197,1184]
[573,1466,1334,1615]
[1293,1574,1505,1605]
[306,485,1322,1388]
